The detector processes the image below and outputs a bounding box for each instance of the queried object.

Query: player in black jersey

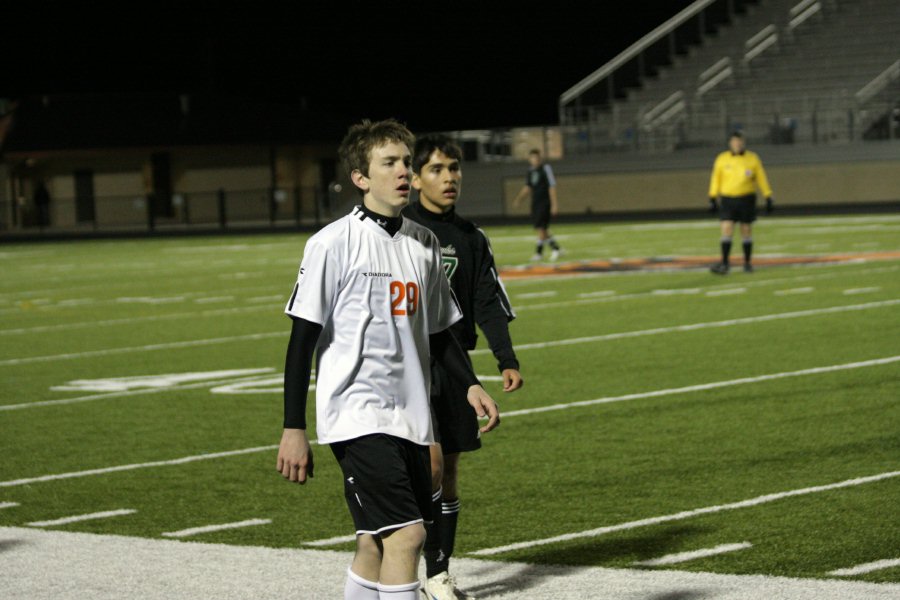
[405,134,523,600]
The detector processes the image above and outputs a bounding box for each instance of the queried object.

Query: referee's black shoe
[743,263,753,273]
[710,263,730,275]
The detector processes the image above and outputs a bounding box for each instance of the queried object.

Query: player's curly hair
[412,134,463,174]
[338,118,415,181]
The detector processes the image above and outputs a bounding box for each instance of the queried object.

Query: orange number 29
[390,281,419,316]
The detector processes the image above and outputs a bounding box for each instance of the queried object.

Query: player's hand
[277,428,314,484]
[765,197,774,214]
[501,368,523,392]
[466,385,500,433]
[708,198,718,213]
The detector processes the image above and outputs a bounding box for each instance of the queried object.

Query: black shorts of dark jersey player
[531,201,551,229]
[718,194,757,223]
[429,358,482,454]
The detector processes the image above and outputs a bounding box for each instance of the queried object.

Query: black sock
[437,497,460,574]
[424,489,444,578]
[720,238,732,266]
[548,237,560,250]
[743,239,752,264]
[535,240,544,255]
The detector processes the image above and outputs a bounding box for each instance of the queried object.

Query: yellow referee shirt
[708,150,773,198]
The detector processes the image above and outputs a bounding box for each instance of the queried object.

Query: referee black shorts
[531,202,551,229]
[330,434,433,536]
[718,194,757,223]
[430,359,482,455]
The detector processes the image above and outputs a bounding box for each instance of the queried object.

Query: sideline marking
[161,518,272,538]
[27,509,136,527]
[830,558,900,576]
[471,299,900,355]
[1,355,897,489]
[634,542,753,566]
[472,471,900,556]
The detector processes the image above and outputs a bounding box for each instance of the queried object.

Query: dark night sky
[6,1,697,133]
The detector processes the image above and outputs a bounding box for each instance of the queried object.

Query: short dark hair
[337,118,415,179]
[412,134,463,174]
[528,148,541,156]
[729,130,744,140]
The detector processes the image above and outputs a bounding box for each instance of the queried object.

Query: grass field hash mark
[27,509,137,528]
[634,542,753,566]
[161,518,272,538]
[830,558,900,576]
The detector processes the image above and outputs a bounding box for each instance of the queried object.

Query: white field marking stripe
[774,287,815,296]
[706,288,747,297]
[27,509,136,527]
[844,287,881,295]
[471,299,900,355]
[161,518,272,538]
[3,354,898,490]
[512,264,900,309]
[303,534,358,547]
[634,542,752,566]
[499,355,900,419]
[0,331,285,366]
[515,291,558,299]
[0,372,277,412]
[0,304,271,336]
[0,446,278,488]
[830,558,900,576]
[472,470,900,556]
[1,501,20,509]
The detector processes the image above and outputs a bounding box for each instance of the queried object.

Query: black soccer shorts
[430,359,482,455]
[330,434,433,536]
[718,194,757,223]
[531,202,552,229]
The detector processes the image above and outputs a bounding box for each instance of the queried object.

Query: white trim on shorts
[356,517,427,537]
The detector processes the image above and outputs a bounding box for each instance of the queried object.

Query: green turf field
[1,214,898,586]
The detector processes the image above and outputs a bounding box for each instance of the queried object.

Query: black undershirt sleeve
[478,315,520,372]
[283,317,323,430]
[430,328,481,390]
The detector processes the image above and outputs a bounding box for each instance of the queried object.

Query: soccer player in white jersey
[276,119,500,600]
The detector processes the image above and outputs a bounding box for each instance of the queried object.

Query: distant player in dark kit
[513,148,563,262]
[276,119,500,600]
[405,134,523,600]
[708,131,774,274]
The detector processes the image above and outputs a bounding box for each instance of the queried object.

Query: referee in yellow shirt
[708,131,773,274]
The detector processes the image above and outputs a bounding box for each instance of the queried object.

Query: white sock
[344,568,379,600]
[377,580,420,599]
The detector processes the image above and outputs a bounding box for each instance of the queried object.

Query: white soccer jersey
[285,206,462,446]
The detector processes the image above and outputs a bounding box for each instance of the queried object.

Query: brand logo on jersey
[441,244,457,256]
[362,272,393,278]
[347,476,355,485]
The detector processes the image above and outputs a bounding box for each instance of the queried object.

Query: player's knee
[382,523,426,558]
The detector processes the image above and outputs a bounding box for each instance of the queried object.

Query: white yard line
[500,355,900,418]
[2,354,898,488]
[830,558,900,576]
[472,471,900,557]
[0,372,276,411]
[161,518,272,538]
[0,446,278,488]
[0,331,285,367]
[27,509,136,527]
[634,542,753,566]
[471,299,900,355]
